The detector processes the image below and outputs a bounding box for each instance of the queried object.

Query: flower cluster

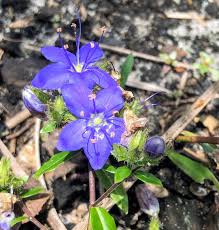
[24,20,125,170]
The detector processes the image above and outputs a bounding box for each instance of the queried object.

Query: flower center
[88,113,106,128]
[75,64,83,72]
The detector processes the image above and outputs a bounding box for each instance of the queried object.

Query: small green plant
[193,52,219,81]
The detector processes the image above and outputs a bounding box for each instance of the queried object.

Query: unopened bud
[144,136,165,158]
[22,86,47,119]
[136,184,159,217]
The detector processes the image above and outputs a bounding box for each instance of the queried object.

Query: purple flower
[57,81,125,170]
[136,184,159,217]
[22,86,47,118]
[32,23,117,90]
[0,212,15,230]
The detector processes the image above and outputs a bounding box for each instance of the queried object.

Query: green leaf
[134,170,162,186]
[114,166,132,183]
[20,187,44,198]
[54,96,65,113]
[104,165,116,174]
[33,151,72,179]
[0,158,10,187]
[167,149,219,191]
[112,144,128,162]
[40,121,56,134]
[201,143,217,153]
[32,87,50,103]
[96,170,128,214]
[90,207,116,230]
[149,217,160,230]
[129,130,143,151]
[120,54,134,87]
[10,215,29,227]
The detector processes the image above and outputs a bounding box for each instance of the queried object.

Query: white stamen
[88,94,96,100]
[110,132,115,138]
[80,111,85,117]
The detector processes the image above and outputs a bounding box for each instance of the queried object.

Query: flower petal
[56,119,87,151]
[83,131,112,170]
[106,117,126,143]
[79,42,103,66]
[41,46,77,65]
[32,63,78,90]
[95,87,124,117]
[83,67,118,89]
[61,82,94,118]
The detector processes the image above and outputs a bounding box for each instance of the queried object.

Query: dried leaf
[202,115,219,134]
[25,193,50,217]
[0,193,17,213]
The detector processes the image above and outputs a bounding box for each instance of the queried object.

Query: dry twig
[5,109,31,129]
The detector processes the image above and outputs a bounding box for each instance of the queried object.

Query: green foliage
[20,187,44,198]
[149,217,160,230]
[42,96,76,134]
[159,52,179,66]
[134,170,163,187]
[112,131,160,167]
[89,207,117,230]
[114,166,132,183]
[120,54,134,88]
[104,165,117,174]
[10,216,29,227]
[40,120,56,134]
[31,87,50,103]
[125,99,143,116]
[167,149,219,191]
[96,170,129,214]
[111,144,128,162]
[193,52,219,81]
[33,151,73,179]
[0,158,25,192]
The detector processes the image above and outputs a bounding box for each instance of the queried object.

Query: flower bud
[0,211,15,230]
[136,184,159,217]
[144,136,165,158]
[22,86,47,118]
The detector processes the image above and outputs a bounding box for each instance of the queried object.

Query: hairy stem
[88,164,96,205]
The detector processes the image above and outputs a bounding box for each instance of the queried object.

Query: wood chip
[202,115,219,134]
[9,17,33,29]
[164,11,205,23]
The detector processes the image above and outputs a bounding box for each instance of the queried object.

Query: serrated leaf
[33,151,72,179]
[134,170,162,186]
[20,187,44,198]
[114,166,132,183]
[167,149,219,191]
[10,215,29,227]
[96,170,128,214]
[120,54,134,87]
[90,207,116,230]
[40,121,56,134]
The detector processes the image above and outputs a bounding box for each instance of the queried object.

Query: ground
[0,0,219,229]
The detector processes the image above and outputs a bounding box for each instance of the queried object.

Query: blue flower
[57,81,125,170]
[22,86,47,118]
[32,25,117,90]
[0,212,15,230]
